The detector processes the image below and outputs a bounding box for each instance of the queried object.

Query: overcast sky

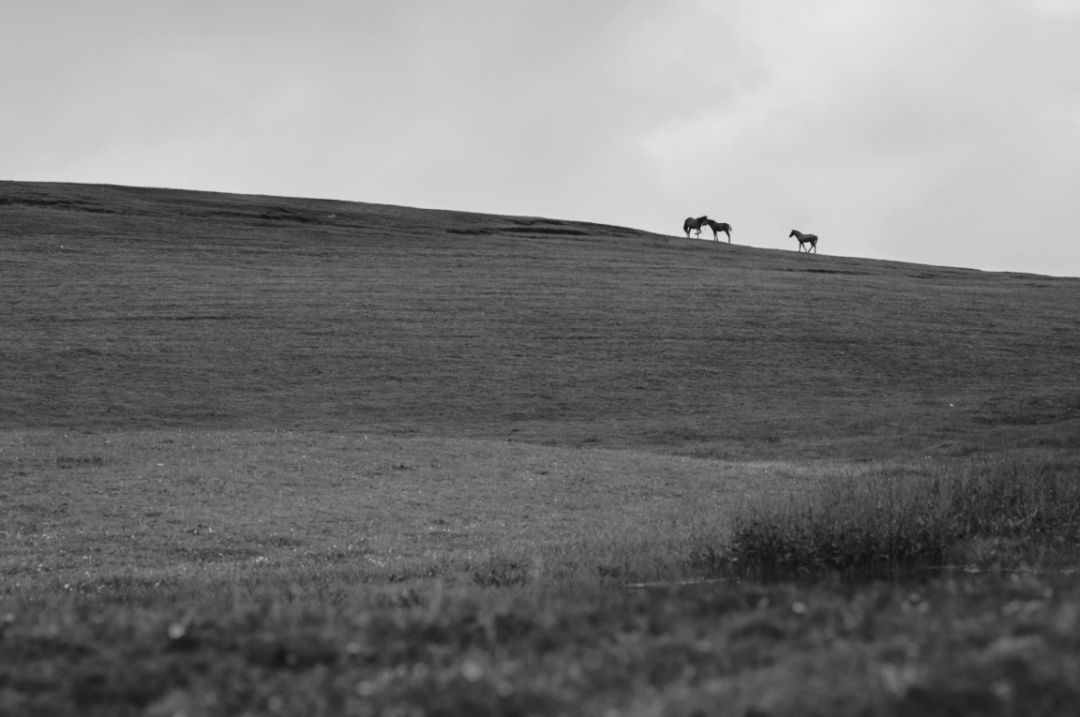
[4,1,1079,276]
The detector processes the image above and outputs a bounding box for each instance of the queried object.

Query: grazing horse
[703,219,732,243]
[683,215,708,238]
[790,229,818,253]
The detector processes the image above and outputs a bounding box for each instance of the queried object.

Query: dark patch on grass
[2,195,119,215]
[501,226,590,236]
[974,393,1080,426]
[56,455,105,469]
[170,545,265,563]
[263,534,305,549]
[446,225,590,237]
[445,227,489,235]
[471,557,532,587]
[255,207,323,224]
[803,268,865,276]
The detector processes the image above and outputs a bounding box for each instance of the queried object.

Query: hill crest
[0,180,1046,278]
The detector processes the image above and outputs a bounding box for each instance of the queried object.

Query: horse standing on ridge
[683,216,708,238]
[790,229,818,253]
[703,219,732,243]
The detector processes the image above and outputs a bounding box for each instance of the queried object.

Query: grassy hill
[3,180,1078,459]
[3,180,1080,715]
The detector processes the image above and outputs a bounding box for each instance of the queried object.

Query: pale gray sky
[4,1,1079,276]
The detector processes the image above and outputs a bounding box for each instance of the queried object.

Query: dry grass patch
[704,451,1080,580]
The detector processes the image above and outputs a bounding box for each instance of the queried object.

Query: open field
[2,181,1080,715]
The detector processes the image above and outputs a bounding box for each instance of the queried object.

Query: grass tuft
[701,454,1080,580]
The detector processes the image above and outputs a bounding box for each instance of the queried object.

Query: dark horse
[703,219,732,243]
[790,229,818,253]
[683,215,708,238]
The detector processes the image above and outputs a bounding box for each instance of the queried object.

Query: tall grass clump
[703,454,1080,580]
[713,466,959,580]
[947,457,1080,541]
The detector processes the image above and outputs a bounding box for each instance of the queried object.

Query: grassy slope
[4,181,1078,459]
[3,181,1080,715]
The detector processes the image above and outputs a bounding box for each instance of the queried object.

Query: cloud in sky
[3,0,1079,276]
